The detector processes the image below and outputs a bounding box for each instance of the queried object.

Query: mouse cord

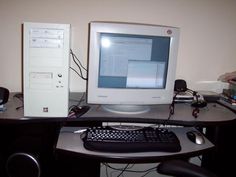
[158,92,178,128]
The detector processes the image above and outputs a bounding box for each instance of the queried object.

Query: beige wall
[1,0,236,92]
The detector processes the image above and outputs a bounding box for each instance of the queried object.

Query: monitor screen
[87,22,180,114]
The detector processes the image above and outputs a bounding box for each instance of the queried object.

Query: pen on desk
[74,129,87,133]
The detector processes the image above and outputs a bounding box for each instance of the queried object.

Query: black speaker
[174,79,187,92]
[1,123,61,177]
[6,152,40,177]
[0,87,9,105]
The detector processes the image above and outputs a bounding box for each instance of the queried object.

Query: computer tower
[23,22,70,117]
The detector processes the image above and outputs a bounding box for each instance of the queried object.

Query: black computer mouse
[186,130,205,145]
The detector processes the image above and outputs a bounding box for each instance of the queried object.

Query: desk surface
[81,103,236,126]
[71,93,236,126]
[56,126,214,163]
[0,93,229,165]
[1,93,235,127]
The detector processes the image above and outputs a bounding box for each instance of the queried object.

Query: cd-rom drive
[23,22,70,117]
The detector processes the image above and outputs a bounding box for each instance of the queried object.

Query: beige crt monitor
[23,22,70,117]
[87,22,180,114]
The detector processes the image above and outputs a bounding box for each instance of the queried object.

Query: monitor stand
[102,105,150,115]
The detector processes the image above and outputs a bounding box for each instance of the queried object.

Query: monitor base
[102,105,150,115]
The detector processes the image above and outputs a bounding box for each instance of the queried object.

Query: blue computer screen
[98,33,170,89]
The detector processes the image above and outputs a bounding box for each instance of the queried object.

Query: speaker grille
[6,153,40,177]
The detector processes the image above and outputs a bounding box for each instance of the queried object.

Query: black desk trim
[56,147,214,164]
[65,116,236,126]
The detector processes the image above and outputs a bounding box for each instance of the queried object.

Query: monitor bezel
[87,22,180,106]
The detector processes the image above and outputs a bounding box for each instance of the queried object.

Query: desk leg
[202,123,236,177]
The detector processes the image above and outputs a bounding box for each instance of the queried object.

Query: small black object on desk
[0,87,9,105]
[72,106,90,118]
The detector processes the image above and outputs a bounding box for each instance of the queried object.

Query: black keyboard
[82,126,181,153]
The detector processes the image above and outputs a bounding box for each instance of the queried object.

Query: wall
[1,0,236,92]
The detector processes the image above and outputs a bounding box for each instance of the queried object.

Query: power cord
[70,49,87,80]
[188,89,207,118]
[103,163,157,177]
[13,93,24,110]
[159,92,178,127]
